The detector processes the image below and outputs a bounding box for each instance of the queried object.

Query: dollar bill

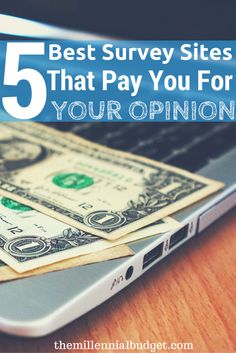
[0,196,179,239]
[0,123,224,240]
[0,198,179,272]
[0,245,133,283]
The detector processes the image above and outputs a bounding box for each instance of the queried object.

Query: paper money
[0,196,180,238]
[0,123,224,240]
[0,245,133,283]
[0,198,178,272]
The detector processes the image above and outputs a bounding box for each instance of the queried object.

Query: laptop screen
[1,0,235,40]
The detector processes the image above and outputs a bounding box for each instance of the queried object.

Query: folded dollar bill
[0,245,133,283]
[0,198,179,272]
[0,123,224,240]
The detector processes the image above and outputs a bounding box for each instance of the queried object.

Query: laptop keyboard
[50,122,236,172]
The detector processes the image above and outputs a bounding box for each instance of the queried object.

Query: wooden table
[0,209,235,353]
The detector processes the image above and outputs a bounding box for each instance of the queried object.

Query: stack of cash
[0,123,224,282]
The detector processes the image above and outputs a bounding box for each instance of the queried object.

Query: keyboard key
[50,122,236,172]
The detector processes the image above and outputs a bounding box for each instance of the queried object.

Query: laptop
[0,7,235,337]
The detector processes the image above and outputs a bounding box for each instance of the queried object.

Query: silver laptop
[0,14,235,337]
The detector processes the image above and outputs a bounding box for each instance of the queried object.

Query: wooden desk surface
[0,209,235,353]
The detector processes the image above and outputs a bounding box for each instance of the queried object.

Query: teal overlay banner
[0,40,236,122]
